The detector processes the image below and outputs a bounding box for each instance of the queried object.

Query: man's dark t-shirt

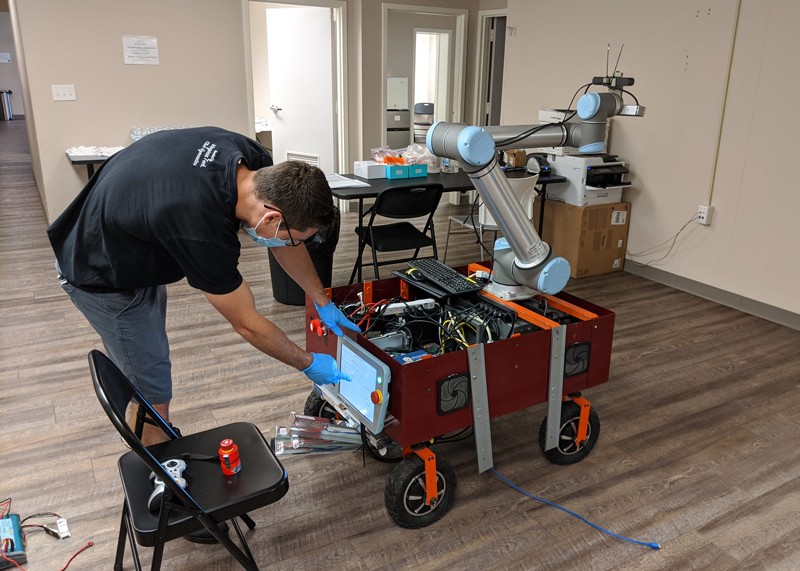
[48,127,272,295]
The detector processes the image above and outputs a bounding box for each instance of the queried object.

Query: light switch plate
[52,84,77,101]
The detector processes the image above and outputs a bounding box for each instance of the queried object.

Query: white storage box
[353,160,386,179]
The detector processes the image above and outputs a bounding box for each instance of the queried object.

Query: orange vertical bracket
[569,396,592,448]
[399,280,409,300]
[405,446,438,505]
[362,281,373,305]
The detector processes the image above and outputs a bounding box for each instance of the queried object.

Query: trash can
[268,206,340,305]
[0,91,12,121]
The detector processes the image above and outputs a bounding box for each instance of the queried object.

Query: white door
[267,6,336,173]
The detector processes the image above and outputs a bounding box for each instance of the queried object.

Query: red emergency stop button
[370,390,383,404]
[309,319,327,337]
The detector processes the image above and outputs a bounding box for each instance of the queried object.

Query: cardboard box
[534,200,630,278]
[504,149,527,168]
[354,160,386,179]
[385,165,409,179]
[408,164,428,177]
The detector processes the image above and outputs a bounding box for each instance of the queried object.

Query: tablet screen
[335,336,391,433]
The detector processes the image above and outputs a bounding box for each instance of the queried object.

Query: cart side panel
[483,328,552,418]
[380,350,473,447]
[555,292,615,391]
[586,312,615,388]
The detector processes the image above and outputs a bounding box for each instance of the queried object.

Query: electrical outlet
[51,84,77,101]
[697,204,714,225]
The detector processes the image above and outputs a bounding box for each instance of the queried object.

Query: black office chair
[349,183,443,283]
[88,350,289,571]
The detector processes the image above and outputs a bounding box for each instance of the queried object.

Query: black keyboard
[406,258,483,295]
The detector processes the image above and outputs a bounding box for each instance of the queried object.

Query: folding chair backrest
[89,350,142,440]
[373,184,443,220]
[88,350,201,510]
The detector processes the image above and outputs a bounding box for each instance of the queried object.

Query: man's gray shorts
[58,273,172,403]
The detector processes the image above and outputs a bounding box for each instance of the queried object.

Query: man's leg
[60,279,174,445]
[128,402,171,446]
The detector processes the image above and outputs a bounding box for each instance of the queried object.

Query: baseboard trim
[624,261,800,331]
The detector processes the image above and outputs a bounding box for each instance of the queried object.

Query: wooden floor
[3,118,800,570]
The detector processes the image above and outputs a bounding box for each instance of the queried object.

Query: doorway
[382,5,467,146]
[247,0,347,174]
[413,29,451,126]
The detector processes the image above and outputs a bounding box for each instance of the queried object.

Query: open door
[266,5,336,173]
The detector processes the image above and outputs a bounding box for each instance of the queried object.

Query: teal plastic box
[385,165,409,179]
[408,164,428,177]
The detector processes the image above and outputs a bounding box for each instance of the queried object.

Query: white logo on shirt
[193,141,219,168]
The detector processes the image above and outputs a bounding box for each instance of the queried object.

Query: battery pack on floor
[0,514,27,569]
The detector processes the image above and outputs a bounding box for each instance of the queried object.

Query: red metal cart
[304,263,615,528]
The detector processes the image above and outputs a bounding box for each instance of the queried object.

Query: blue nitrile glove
[315,300,361,336]
[302,353,352,386]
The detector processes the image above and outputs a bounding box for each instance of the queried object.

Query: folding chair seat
[349,183,443,283]
[88,350,289,571]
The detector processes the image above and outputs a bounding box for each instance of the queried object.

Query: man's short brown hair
[253,161,334,231]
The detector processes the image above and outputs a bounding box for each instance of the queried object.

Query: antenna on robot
[612,43,625,77]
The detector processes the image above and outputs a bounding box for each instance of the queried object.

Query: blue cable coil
[490,468,661,550]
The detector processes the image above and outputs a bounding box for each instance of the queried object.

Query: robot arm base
[489,242,571,297]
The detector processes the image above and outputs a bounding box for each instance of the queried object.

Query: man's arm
[204,280,313,370]
[270,243,361,336]
[268,244,329,306]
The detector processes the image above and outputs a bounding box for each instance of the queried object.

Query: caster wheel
[385,454,456,528]
[361,425,403,463]
[538,401,600,465]
[303,390,338,420]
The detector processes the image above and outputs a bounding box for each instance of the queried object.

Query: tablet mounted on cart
[335,335,392,433]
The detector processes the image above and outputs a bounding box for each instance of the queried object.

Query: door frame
[381,3,467,144]
[243,0,349,173]
[473,8,507,127]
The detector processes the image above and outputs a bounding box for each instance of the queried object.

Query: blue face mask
[242,225,290,248]
[242,209,293,248]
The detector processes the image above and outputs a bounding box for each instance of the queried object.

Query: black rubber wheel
[538,401,600,465]
[361,425,403,463]
[385,454,456,528]
[303,390,338,420]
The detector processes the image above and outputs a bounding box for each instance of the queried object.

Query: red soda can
[219,438,242,475]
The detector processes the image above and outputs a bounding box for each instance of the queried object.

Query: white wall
[10,0,483,220]
[502,0,799,315]
[12,0,252,222]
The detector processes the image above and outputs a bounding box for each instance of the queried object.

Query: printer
[547,154,630,206]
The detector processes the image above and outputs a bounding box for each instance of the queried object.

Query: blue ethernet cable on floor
[490,468,661,550]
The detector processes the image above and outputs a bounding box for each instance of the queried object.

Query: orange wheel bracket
[570,396,592,448]
[405,446,438,506]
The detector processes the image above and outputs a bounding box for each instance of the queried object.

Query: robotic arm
[426,82,644,299]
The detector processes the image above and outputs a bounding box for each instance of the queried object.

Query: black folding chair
[349,183,443,283]
[88,350,289,571]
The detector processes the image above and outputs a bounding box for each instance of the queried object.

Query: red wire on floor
[0,539,94,571]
